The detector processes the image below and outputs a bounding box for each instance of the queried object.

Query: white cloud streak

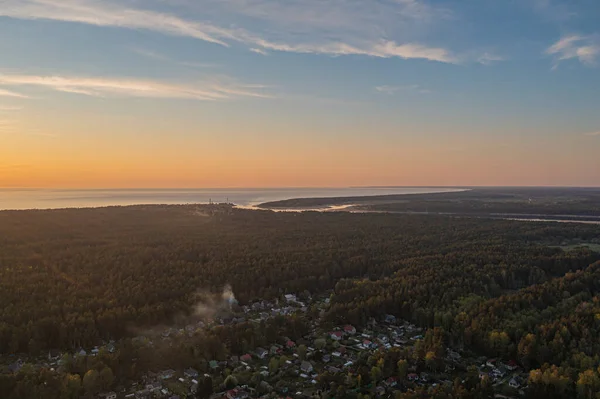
[0,0,232,46]
[0,88,29,98]
[0,0,466,64]
[477,52,505,65]
[0,74,271,100]
[546,35,600,66]
[132,48,218,68]
[250,48,268,55]
[584,131,600,136]
[0,106,23,111]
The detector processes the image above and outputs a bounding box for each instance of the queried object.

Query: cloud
[477,52,505,65]
[250,48,268,55]
[0,106,23,111]
[0,0,232,46]
[0,0,463,64]
[0,88,29,98]
[546,35,600,66]
[584,131,600,136]
[132,48,218,68]
[0,74,271,101]
[375,84,430,94]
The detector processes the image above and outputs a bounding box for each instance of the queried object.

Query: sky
[0,0,599,188]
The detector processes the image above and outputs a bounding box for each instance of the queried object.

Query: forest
[1,204,600,398]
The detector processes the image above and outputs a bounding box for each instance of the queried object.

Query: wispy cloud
[250,48,268,55]
[375,84,430,94]
[0,88,29,98]
[0,0,466,64]
[477,52,505,65]
[0,106,23,111]
[0,74,271,101]
[546,35,600,66]
[584,131,600,136]
[0,0,233,46]
[132,48,218,68]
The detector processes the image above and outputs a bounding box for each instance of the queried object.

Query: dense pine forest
[1,204,600,398]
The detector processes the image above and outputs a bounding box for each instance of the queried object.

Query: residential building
[300,361,313,373]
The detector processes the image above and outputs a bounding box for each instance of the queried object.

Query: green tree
[61,374,81,399]
[99,367,114,391]
[397,360,408,379]
[297,344,308,361]
[268,357,279,374]
[82,369,101,396]
[370,366,382,383]
[224,375,238,389]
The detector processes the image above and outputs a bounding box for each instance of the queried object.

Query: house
[300,361,313,373]
[328,366,341,373]
[322,355,331,363]
[332,351,341,358]
[343,325,356,335]
[77,349,87,357]
[330,331,343,341]
[159,370,175,380]
[105,343,116,353]
[506,360,519,371]
[98,392,117,399]
[8,361,23,374]
[255,347,268,359]
[284,294,297,303]
[209,360,219,370]
[486,359,497,368]
[375,386,386,396]
[48,349,61,362]
[384,314,397,324]
[184,368,199,379]
[407,373,419,382]
[286,340,296,349]
[384,377,398,387]
[240,354,252,362]
[509,377,522,389]
[226,388,249,399]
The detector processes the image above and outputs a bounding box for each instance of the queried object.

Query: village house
[506,360,519,371]
[300,361,314,373]
[226,388,249,399]
[343,325,356,335]
[98,392,117,399]
[255,347,268,359]
[240,354,252,362]
[48,349,61,362]
[284,294,297,303]
[158,370,175,380]
[509,376,522,389]
[330,331,343,341]
[184,368,199,379]
[384,377,398,388]
[407,373,419,382]
[286,340,296,349]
